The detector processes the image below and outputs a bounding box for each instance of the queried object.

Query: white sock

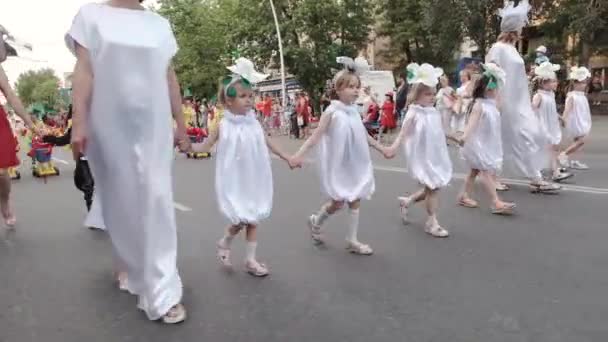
[346,208,360,243]
[315,203,332,226]
[220,229,236,248]
[245,241,257,263]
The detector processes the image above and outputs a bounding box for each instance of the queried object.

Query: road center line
[173,202,193,212]
[52,157,70,165]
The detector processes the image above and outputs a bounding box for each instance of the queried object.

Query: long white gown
[215,110,273,225]
[66,3,182,320]
[486,42,547,179]
[461,99,503,173]
[84,192,106,230]
[565,91,592,139]
[316,100,375,202]
[402,105,453,189]
[535,90,562,146]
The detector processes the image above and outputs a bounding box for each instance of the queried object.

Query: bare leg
[424,187,448,237]
[0,171,16,227]
[458,169,479,205]
[217,224,243,267]
[479,171,512,208]
[563,136,586,157]
[309,200,344,243]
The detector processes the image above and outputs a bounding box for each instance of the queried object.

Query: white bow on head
[406,63,444,88]
[226,57,269,84]
[336,56,371,75]
[569,66,591,82]
[534,61,560,80]
[482,62,507,89]
[498,0,531,32]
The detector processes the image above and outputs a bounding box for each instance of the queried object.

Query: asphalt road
[2,117,608,342]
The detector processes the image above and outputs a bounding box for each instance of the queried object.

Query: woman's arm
[0,65,36,131]
[70,43,94,159]
[168,66,189,151]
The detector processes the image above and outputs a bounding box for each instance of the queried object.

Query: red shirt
[262,99,273,117]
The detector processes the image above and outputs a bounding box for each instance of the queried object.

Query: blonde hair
[498,31,519,44]
[405,83,433,110]
[329,70,361,100]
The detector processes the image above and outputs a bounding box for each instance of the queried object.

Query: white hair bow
[406,63,444,88]
[569,66,591,82]
[336,56,371,75]
[226,57,269,84]
[534,61,560,80]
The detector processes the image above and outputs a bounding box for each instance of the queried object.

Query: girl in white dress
[67,0,189,323]
[436,75,456,134]
[191,58,291,277]
[456,63,515,215]
[385,63,452,238]
[531,62,572,182]
[291,57,387,255]
[451,70,473,133]
[559,66,592,170]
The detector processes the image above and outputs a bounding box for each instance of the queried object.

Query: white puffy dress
[461,99,503,173]
[451,83,469,132]
[215,110,273,225]
[402,105,453,189]
[535,90,562,146]
[316,100,375,202]
[565,91,592,138]
[66,3,182,320]
[486,42,547,179]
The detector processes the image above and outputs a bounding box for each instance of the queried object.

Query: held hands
[174,125,191,153]
[287,155,304,169]
[382,146,397,159]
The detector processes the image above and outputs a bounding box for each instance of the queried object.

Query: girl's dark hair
[531,77,552,93]
[471,73,492,100]
[385,94,394,102]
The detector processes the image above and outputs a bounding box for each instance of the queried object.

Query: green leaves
[14,68,61,110]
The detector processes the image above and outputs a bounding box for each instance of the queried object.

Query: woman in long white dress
[67,0,189,323]
[485,0,560,193]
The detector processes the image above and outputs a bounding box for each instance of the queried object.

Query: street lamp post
[269,0,287,112]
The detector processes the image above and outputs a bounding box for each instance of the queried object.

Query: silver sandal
[308,214,324,243]
[246,260,269,277]
[162,304,187,324]
[216,241,232,267]
[425,223,449,238]
[346,241,374,255]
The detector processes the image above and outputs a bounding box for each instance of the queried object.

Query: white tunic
[66,3,182,320]
[316,100,375,202]
[566,91,592,138]
[535,90,562,146]
[486,42,547,179]
[461,99,503,173]
[402,105,453,189]
[215,110,273,225]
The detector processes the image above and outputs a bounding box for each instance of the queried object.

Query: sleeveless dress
[316,100,375,202]
[461,99,503,173]
[66,3,181,320]
[0,106,19,169]
[536,90,562,146]
[215,110,273,225]
[565,91,592,138]
[402,105,453,189]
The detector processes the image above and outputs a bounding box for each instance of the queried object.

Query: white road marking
[373,165,608,195]
[173,202,193,212]
[52,157,70,165]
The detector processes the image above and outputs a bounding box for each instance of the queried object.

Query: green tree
[375,0,465,72]
[14,68,60,109]
[537,0,608,65]
[158,0,239,98]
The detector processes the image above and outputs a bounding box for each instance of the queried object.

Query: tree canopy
[14,68,61,110]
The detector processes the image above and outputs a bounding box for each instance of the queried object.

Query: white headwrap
[498,0,531,32]
[534,61,560,80]
[406,63,444,88]
[568,66,591,82]
[336,56,371,76]
[223,57,269,97]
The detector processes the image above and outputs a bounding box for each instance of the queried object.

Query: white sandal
[346,241,374,255]
[161,304,187,324]
[307,214,324,243]
[425,223,449,238]
[216,241,232,267]
[397,196,410,224]
[245,260,269,277]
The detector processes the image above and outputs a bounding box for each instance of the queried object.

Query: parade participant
[559,66,593,170]
[486,0,560,193]
[0,31,41,228]
[66,0,189,323]
[191,58,291,277]
[531,62,572,182]
[451,69,474,133]
[534,46,549,66]
[385,63,452,237]
[291,56,387,255]
[456,63,516,215]
[436,75,456,134]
